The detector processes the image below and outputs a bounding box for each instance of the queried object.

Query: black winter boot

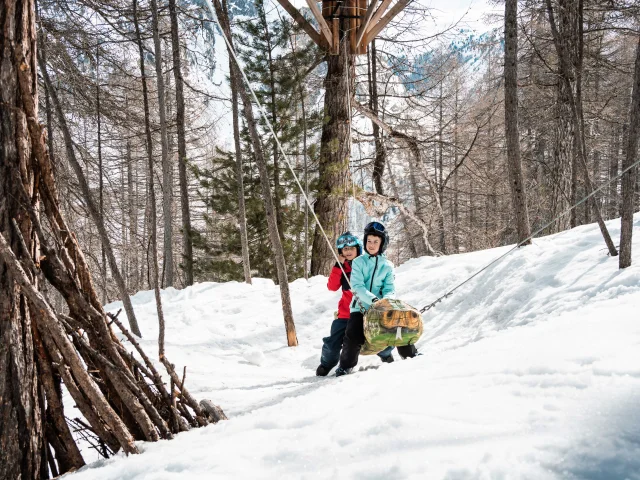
[380,354,395,364]
[334,367,352,377]
[397,344,418,359]
[316,365,331,376]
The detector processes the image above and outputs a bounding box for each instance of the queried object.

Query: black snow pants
[339,311,418,370]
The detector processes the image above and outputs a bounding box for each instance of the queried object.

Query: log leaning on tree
[2,1,227,475]
[200,400,230,423]
[1,228,227,449]
[0,232,140,454]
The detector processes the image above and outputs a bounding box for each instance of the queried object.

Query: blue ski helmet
[336,231,362,256]
[363,221,390,254]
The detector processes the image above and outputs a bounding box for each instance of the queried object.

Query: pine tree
[192,0,321,282]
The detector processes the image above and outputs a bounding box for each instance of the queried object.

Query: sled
[361,298,423,355]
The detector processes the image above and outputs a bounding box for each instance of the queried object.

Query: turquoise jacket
[349,253,395,313]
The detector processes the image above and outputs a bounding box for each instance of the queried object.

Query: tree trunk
[545,0,617,256]
[96,49,108,302]
[286,28,310,279]
[150,0,174,286]
[452,81,460,253]
[504,0,532,245]
[619,35,640,269]
[133,0,167,354]
[168,0,194,286]
[571,0,584,227]
[0,6,45,475]
[213,0,297,346]
[229,55,252,284]
[121,147,128,282]
[261,7,285,244]
[552,80,574,231]
[609,125,621,218]
[127,140,139,291]
[301,80,310,280]
[311,37,354,276]
[369,40,386,195]
[39,57,143,338]
[437,82,446,252]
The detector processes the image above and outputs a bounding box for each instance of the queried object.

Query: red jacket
[327,260,353,320]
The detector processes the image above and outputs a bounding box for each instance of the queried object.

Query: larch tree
[504,0,532,245]
[149,0,175,286]
[168,0,195,286]
[310,37,354,276]
[211,0,298,346]
[619,34,640,269]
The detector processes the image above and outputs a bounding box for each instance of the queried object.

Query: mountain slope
[72,215,640,479]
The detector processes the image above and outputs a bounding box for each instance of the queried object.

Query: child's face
[366,235,382,255]
[341,246,358,260]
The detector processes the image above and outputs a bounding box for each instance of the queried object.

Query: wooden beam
[358,0,367,53]
[274,0,323,47]
[305,0,334,48]
[366,0,393,35]
[349,0,356,53]
[364,0,410,45]
[355,0,379,49]
[332,17,339,55]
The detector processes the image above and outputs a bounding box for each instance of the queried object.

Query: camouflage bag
[361,298,423,355]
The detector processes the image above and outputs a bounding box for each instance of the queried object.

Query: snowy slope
[71,215,640,479]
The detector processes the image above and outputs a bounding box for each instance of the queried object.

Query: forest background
[36,0,639,302]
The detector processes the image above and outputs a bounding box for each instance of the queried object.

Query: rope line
[204,3,370,312]
[204,1,639,320]
[418,157,640,313]
[345,34,357,203]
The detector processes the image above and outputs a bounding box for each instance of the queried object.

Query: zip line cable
[418,157,640,314]
[204,3,372,311]
[203,1,640,318]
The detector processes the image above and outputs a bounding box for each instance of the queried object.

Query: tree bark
[310,37,354,276]
[0,5,44,467]
[168,0,194,286]
[619,35,640,269]
[213,0,298,346]
[504,0,532,245]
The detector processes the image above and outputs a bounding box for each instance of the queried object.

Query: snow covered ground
[69,215,640,479]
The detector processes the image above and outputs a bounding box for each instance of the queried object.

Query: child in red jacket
[316,232,394,376]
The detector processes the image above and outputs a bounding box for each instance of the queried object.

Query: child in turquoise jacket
[335,222,418,376]
[315,232,393,377]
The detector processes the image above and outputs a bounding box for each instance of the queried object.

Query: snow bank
[72,215,640,479]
